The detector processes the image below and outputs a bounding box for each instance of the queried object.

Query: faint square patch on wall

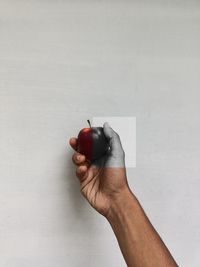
[92,117,136,168]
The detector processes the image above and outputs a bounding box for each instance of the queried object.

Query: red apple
[77,120,110,162]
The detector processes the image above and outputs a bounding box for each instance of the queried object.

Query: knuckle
[77,165,81,172]
[72,153,80,162]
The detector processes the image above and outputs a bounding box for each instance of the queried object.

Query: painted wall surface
[0,1,199,266]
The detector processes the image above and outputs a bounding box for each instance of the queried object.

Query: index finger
[69,137,78,151]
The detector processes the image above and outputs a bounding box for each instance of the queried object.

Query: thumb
[103,122,125,167]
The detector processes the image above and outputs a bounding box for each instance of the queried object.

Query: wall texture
[0,1,200,266]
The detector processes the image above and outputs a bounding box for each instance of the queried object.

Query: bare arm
[106,188,178,267]
[69,122,178,267]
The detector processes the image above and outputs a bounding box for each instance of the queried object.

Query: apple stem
[87,119,92,128]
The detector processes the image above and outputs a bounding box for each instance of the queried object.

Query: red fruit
[77,120,109,162]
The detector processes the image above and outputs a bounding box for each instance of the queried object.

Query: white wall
[0,1,200,266]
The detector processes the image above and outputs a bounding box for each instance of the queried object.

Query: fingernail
[105,122,110,127]
[77,155,81,161]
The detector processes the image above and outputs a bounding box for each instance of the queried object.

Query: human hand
[69,122,130,218]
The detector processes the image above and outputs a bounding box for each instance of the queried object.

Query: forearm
[106,188,178,267]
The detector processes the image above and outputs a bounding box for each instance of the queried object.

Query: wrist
[106,187,139,223]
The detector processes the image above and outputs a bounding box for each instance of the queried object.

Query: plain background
[0,1,200,266]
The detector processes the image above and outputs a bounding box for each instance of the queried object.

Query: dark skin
[69,137,128,217]
[69,123,178,267]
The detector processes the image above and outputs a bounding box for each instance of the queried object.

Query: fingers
[69,137,90,181]
[103,122,125,158]
[70,138,87,166]
[71,152,90,181]
[103,122,125,168]
[76,165,88,181]
[72,152,86,166]
[69,137,78,151]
